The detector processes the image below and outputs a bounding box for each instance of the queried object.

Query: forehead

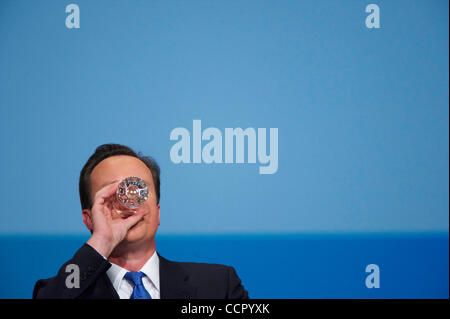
[90,155,154,192]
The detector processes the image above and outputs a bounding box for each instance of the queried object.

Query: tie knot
[124,271,146,287]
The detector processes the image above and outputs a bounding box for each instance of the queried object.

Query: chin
[123,222,146,242]
[124,231,144,243]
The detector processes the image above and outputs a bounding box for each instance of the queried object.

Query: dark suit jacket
[33,244,249,299]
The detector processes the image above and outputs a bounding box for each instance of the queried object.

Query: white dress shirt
[106,251,160,299]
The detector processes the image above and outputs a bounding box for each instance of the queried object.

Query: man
[33,144,248,299]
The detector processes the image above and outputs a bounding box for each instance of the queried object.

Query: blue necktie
[124,271,152,299]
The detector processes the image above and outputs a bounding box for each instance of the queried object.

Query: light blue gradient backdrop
[0,0,448,298]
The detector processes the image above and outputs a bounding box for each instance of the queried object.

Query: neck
[108,239,156,271]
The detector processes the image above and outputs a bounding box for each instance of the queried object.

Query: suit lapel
[83,273,119,299]
[100,274,120,299]
[158,253,197,299]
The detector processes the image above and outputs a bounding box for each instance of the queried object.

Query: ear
[82,209,93,232]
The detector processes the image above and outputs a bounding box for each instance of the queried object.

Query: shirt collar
[106,250,160,292]
[140,251,160,290]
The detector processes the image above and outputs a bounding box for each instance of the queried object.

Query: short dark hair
[79,144,160,210]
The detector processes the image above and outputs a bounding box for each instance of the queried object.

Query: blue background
[0,0,448,298]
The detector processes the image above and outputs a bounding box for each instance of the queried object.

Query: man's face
[88,155,160,246]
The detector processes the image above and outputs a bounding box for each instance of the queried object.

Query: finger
[93,181,121,204]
